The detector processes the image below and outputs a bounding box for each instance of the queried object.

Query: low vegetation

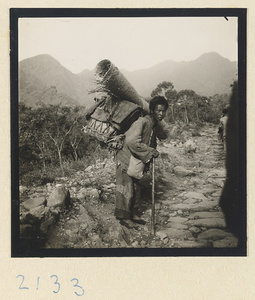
[19,82,231,187]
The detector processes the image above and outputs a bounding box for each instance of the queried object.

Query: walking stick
[151,158,155,236]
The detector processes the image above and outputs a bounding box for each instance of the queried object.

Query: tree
[177,89,196,124]
[151,81,175,98]
[19,103,91,179]
[67,106,88,161]
[41,105,81,175]
[19,104,53,173]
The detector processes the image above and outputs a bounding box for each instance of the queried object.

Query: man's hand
[145,150,159,164]
[151,149,159,158]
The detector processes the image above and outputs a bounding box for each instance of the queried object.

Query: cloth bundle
[84,59,169,147]
[95,59,150,114]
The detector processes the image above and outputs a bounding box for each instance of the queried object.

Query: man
[219,82,240,241]
[114,96,169,227]
[219,108,228,150]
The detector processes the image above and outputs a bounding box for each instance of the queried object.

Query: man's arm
[125,118,158,163]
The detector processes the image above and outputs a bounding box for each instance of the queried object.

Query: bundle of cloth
[94,59,150,114]
[85,59,168,147]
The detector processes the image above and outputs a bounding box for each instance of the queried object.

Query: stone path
[20,124,238,249]
[150,126,238,248]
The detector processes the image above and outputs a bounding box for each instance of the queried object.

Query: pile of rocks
[19,184,71,244]
[19,158,117,246]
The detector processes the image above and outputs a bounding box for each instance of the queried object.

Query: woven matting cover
[93,59,169,139]
[95,59,150,114]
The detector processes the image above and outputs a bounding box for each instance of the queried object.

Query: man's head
[149,96,168,122]
[222,108,229,116]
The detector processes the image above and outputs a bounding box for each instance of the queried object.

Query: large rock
[40,216,56,235]
[183,198,199,205]
[211,190,222,197]
[178,191,207,201]
[47,186,71,208]
[184,139,197,153]
[86,188,100,200]
[198,229,232,240]
[168,216,188,223]
[165,222,188,230]
[208,169,226,178]
[186,218,226,228]
[173,240,210,248]
[188,211,224,219]
[22,205,46,224]
[22,197,46,211]
[194,200,219,210]
[170,200,219,212]
[213,237,238,248]
[156,231,168,240]
[200,187,215,196]
[158,228,192,239]
[19,185,29,195]
[76,188,87,200]
[78,205,91,223]
[189,177,206,185]
[173,166,196,177]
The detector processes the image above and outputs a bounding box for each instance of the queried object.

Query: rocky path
[20,124,238,249]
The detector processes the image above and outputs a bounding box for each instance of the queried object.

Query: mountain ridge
[19,52,237,107]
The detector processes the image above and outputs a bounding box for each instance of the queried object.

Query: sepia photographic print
[10,8,247,257]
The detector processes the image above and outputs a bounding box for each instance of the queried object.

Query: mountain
[19,54,95,107]
[19,52,237,107]
[122,52,237,97]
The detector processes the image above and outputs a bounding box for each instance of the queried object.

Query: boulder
[188,211,224,219]
[189,226,201,234]
[22,197,46,211]
[213,237,238,248]
[165,222,188,230]
[193,199,219,210]
[156,231,168,240]
[198,229,233,240]
[178,191,207,201]
[184,139,197,153]
[159,228,192,239]
[76,188,87,200]
[22,205,46,224]
[173,240,210,248]
[186,218,226,228]
[86,189,100,200]
[19,185,29,195]
[40,216,56,235]
[168,216,188,223]
[173,166,195,177]
[170,199,219,212]
[47,186,71,208]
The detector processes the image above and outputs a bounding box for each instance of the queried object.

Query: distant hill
[19,52,237,107]
[19,54,95,107]
[122,52,237,98]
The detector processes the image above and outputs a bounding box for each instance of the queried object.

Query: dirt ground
[29,123,236,249]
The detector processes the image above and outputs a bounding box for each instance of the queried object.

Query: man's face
[151,104,167,122]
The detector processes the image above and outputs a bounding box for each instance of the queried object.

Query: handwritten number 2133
[16,275,85,296]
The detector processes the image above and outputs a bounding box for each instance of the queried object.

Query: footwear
[119,219,139,229]
[131,215,146,225]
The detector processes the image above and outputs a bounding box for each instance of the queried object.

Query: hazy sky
[19,17,238,74]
